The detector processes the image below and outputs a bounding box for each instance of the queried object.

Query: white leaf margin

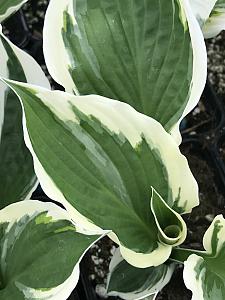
[42,0,207,145]
[0,0,28,23]
[183,215,225,300]
[170,0,207,144]
[43,0,76,93]
[0,200,105,300]
[189,0,217,24]
[0,26,50,200]
[0,26,50,92]
[1,81,199,268]
[189,0,225,38]
[0,28,9,141]
[150,188,187,247]
[203,2,225,38]
[183,254,204,300]
[203,214,225,253]
[108,232,172,269]
[106,248,174,300]
[17,85,199,215]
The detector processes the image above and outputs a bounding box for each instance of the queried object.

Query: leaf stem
[170,247,209,263]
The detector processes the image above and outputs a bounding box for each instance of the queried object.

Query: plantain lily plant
[1,0,225,299]
[190,0,225,38]
[0,0,28,22]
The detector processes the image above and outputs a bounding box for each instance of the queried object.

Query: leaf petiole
[170,247,209,264]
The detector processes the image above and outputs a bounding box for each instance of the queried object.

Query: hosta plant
[0,200,103,299]
[0,0,28,22]
[190,0,225,38]
[0,26,50,209]
[1,0,225,300]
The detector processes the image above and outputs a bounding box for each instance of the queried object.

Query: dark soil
[4,2,225,299]
[207,32,225,97]
[83,138,225,300]
[156,267,192,300]
[159,141,225,300]
[219,139,225,164]
[181,95,219,137]
[22,0,49,36]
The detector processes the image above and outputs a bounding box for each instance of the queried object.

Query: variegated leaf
[107,248,174,300]
[0,200,101,300]
[183,215,225,300]
[0,0,27,22]
[3,81,199,268]
[0,28,50,209]
[203,0,225,38]
[43,0,207,142]
[190,0,225,38]
[189,0,217,24]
